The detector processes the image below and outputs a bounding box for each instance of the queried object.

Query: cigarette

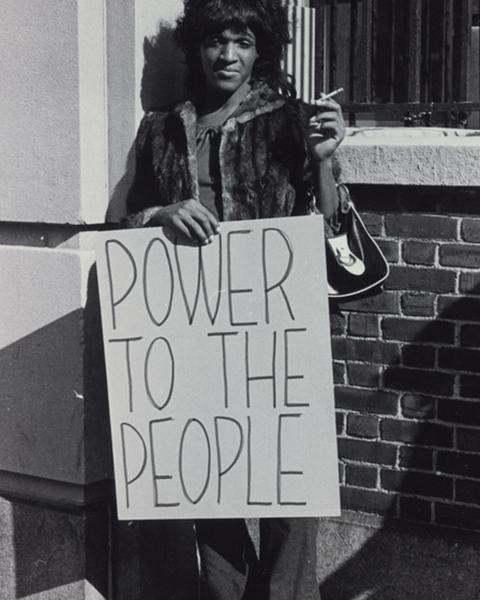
[312,87,344,103]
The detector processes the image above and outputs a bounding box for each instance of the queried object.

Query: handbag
[317,183,390,300]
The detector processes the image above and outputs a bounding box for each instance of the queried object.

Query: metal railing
[286,0,480,127]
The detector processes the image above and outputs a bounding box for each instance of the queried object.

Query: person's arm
[313,158,339,219]
[145,200,219,244]
[307,99,346,219]
[124,114,218,244]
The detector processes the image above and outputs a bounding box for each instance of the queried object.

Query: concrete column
[0,1,196,597]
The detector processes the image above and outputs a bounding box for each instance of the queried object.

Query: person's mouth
[215,69,240,78]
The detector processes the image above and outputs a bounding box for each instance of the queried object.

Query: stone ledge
[0,470,112,508]
[338,127,480,187]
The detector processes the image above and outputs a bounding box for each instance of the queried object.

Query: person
[125,1,346,598]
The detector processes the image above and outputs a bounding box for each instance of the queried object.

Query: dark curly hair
[175,0,295,99]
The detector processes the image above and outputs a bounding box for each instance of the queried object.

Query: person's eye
[238,39,254,49]
[205,37,221,47]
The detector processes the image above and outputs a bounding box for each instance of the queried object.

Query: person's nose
[219,42,236,63]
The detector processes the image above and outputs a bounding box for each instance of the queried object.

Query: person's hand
[307,99,345,162]
[148,200,219,245]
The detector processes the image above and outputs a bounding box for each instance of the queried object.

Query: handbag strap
[306,182,352,216]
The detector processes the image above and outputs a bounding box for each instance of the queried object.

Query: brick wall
[333,185,480,532]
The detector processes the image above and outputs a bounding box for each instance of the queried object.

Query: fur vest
[125,83,322,227]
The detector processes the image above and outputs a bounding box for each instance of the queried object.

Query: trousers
[195,518,320,600]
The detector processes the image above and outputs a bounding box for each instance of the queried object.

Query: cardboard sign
[95,217,339,520]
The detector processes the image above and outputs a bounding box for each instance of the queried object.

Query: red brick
[345,464,378,488]
[437,451,480,478]
[436,503,480,530]
[347,363,380,387]
[401,394,436,419]
[335,387,398,415]
[381,469,453,499]
[384,367,454,396]
[402,345,435,368]
[331,337,347,359]
[403,241,436,266]
[438,297,480,322]
[348,314,379,337]
[398,446,434,470]
[340,292,400,315]
[330,309,346,335]
[459,273,480,296]
[346,414,379,439]
[460,324,480,348]
[336,411,345,435]
[401,293,435,317]
[335,339,400,364]
[360,212,383,236]
[385,215,457,240]
[438,348,480,373]
[440,244,480,268]
[461,219,480,243]
[381,418,453,447]
[438,399,480,426]
[382,318,455,344]
[456,480,480,504]
[457,428,480,452]
[340,486,396,515]
[338,438,397,466]
[460,375,480,399]
[376,239,399,263]
[338,462,345,484]
[398,497,432,523]
[385,266,455,294]
[333,361,345,384]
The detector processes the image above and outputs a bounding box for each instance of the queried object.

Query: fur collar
[171,81,286,128]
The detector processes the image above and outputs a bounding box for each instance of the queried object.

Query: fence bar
[283,2,316,101]
[454,0,473,100]
[444,0,455,102]
[352,0,373,103]
[313,0,328,96]
[335,0,352,99]
[390,0,396,102]
[329,0,338,91]
[408,0,423,101]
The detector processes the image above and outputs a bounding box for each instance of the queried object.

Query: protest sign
[95,216,339,520]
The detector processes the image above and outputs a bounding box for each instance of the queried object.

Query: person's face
[200,27,258,96]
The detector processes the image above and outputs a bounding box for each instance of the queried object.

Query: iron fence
[287,0,480,126]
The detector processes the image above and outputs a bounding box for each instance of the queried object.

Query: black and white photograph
[1,1,480,598]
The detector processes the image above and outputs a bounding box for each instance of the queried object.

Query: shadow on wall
[84,265,199,600]
[0,262,196,598]
[101,19,198,599]
[0,304,109,597]
[320,284,480,600]
[12,501,109,599]
[140,21,185,113]
[105,21,185,225]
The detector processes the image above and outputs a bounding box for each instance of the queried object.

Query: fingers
[311,100,344,123]
[310,118,343,137]
[309,102,345,143]
[194,202,220,238]
[166,200,219,245]
[313,98,343,111]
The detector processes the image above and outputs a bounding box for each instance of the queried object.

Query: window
[286,0,480,127]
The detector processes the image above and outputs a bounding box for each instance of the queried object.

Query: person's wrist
[314,155,334,167]
[144,206,165,226]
